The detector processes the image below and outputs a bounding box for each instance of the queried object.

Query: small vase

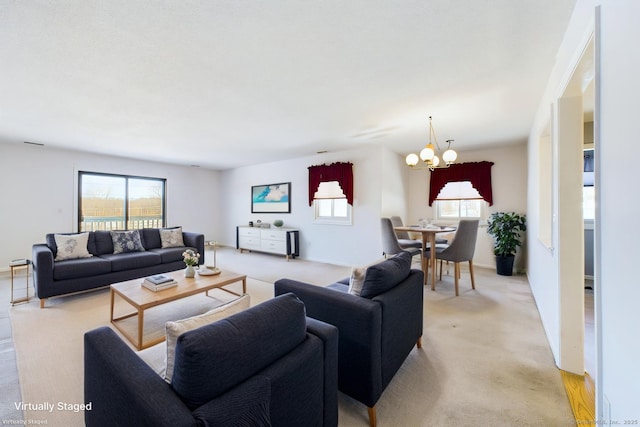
[185,265,195,278]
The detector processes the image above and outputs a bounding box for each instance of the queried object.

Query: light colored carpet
[8,247,575,426]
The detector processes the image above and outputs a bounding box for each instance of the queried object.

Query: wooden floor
[561,285,596,425]
[561,370,595,425]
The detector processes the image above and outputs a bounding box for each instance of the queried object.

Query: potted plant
[486,212,526,276]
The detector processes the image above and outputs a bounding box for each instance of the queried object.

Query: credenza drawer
[261,239,286,253]
[239,227,261,238]
[261,229,286,241]
[238,236,261,250]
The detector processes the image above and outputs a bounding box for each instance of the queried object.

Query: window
[313,181,352,225]
[433,180,487,222]
[314,199,352,224]
[78,172,166,231]
[435,199,487,221]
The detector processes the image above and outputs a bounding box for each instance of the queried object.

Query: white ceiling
[0,0,577,170]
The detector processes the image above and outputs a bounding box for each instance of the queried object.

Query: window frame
[434,198,488,223]
[313,198,353,225]
[78,171,167,232]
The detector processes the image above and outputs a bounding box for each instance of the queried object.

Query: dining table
[394,225,456,289]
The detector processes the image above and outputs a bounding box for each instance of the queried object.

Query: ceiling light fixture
[405,116,457,170]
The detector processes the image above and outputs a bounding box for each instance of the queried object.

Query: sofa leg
[40,298,45,309]
[368,406,377,427]
[416,336,422,349]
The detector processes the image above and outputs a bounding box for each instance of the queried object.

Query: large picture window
[78,172,166,231]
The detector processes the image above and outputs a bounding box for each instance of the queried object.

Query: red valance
[308,162,354,206]
[428,161,494,206]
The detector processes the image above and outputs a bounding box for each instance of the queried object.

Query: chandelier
[405,116,457,170]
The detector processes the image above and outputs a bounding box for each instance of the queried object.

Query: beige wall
[405,143,528,270]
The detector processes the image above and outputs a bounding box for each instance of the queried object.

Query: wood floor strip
[560,370,595,425]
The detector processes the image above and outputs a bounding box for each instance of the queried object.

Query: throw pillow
[160,227,185,248]
[359,251,412,298]
[165,294,251,383]
[110,230,145,254]
[348,266,366,296]
[53,233,93,261]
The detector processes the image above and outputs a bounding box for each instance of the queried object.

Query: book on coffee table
[142,279,177,292]
[145,274,174,285]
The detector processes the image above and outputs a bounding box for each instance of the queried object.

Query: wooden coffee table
[110,269,246,350]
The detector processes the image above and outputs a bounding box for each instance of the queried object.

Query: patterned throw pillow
[54,233,93,261]
[160,227,185,248]
[110,230,145,254]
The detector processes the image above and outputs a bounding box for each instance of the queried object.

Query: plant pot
[495,255,515,276]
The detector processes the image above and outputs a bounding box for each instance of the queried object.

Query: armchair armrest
[274,279,383,407]
[305,317,339,427]
[84,327,194,427]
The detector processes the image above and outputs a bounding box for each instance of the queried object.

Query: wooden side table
[10,259,31,305]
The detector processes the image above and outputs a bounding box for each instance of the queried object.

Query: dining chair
[427,219,479,296]
[389,216,422,249]
[380,218,421,260]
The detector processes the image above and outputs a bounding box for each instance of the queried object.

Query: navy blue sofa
[84,293,339,427]
[274,251,424,427]
[32,228,204,307]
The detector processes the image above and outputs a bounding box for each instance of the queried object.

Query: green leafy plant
[486,212,527,257]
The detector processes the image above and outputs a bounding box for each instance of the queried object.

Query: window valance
[428,161,494,206]
[308,162,354,206]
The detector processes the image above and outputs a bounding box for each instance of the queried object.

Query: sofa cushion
[150,247,192,264]
[359,251,412,298]
[53,257,112,280]
[110,230,146,254]
[99,251,161,272]
[160,227,184,248]
[93,231,114,255]
[52,233,93,261]
[141,228,161,250]
[192,376,271,427]
[165,294,251,383]
[171,293,307,410]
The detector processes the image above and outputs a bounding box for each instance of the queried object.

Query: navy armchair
[275,252,424,427]
[84,293,339,427]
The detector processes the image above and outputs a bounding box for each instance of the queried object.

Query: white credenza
[236,226,300,260]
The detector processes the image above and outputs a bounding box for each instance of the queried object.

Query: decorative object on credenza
[273,219,284,228]
[486,212,527,276]
[182,249,200,278]
[200,241,221,275]
[405,116,457,170]
[251,182,291,213]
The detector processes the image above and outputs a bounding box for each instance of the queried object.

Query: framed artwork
[251,182,291,213]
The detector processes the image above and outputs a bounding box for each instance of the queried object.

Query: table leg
[421,236,428,285]
[110,288,115,322]
[242,277,247,294]
[137,308,144,351]
[430,234,437,291]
